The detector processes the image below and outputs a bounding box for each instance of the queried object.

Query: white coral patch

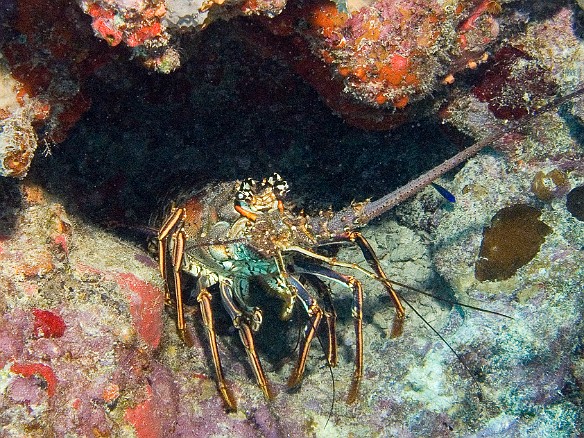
[402,349,455,411]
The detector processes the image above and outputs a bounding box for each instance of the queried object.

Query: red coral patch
[115,273,164,348]
[10,362,58,397]
[124,385,163,438]
[32,308,66,338]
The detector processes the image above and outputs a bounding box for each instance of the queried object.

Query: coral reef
[0,0,583,436]
[1,0,580,171]
[0,0,111,177]
[2,125,584,437]
[0,183,165,436]
[79,0,175,72]
[239,0,506,128]
[441,5,584,162]
[472,45,558,120]
[294,0,500,108]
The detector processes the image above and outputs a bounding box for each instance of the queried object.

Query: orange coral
[127,23,162,48]
[102,382,120,403]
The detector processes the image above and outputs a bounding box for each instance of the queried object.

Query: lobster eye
[237,178,257,203]
[274,181,289,199]
[262,173,289,199]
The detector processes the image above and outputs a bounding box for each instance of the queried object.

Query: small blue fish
[431,182,456,203]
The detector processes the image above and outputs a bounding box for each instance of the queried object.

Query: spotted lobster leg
[219,281,273,401]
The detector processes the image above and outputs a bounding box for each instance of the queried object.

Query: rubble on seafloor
[0,0,583,437]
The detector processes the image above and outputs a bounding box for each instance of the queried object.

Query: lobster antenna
[399,294,484,398]
[315,324,336,430]
[354,86,584,226]
[387,279,512,319]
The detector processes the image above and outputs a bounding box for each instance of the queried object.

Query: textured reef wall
[0,0,583,436]
[2,0,577,176]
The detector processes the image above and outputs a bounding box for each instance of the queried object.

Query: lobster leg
[287,230,406,338]
[219,281,272,400]
[301,274,338,367]
[293,262,364,403]
[165,230,200,347]
[158,207,184,303]
[346,276,364,404]
[197,287,237,412]
[158,207,194,346]
[170,230,189,343]
[343,230,405,338]
[286,276,323,390]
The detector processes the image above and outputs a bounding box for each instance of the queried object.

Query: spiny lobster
[157,88,583,411]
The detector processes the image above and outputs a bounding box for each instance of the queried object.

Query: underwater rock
[278,0,501,110]
[472,45,557,120]
[531,169,571,202]
[566,185,584,222]
[475,204,552,281]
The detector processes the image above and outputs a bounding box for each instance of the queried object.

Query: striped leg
[197,287,237,412]
[286,276,323,390]
[293,262,364,404]
[343,231,405,338]
[219,280,272,400]
[302,274,338,367]
[157,208,192,345]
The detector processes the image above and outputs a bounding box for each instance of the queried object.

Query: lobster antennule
[347,86,584,228]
